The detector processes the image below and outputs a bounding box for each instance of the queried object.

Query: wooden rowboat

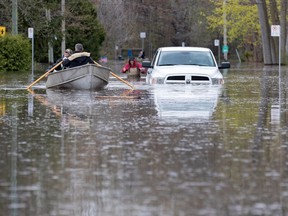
[46,64,111,90]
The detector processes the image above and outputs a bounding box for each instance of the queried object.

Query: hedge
[0,35,31,72]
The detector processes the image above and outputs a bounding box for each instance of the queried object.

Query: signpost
[28,28,34,80]
[140,32,146,52]
[0,26,6,36]
[271,25,281,115]
[222,45,229,54]
[271,25,280,37]
[271,25,281,71]
[115,45,118,60]
[214,39,220,64]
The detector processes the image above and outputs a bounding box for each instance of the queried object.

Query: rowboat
[46,64,111,90]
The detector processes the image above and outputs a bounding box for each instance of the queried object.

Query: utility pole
[223,0,228,61]
[12,0,18,35]
[61,0,66,55]
[46,9,54,63]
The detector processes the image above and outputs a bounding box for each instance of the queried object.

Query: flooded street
[1,62,288,216]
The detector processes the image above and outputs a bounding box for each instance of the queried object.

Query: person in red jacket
[121,56,146,81]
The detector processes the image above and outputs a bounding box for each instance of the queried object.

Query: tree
[280,0,287,64]
[0,35,31,72]
[207,0,287,64]
[95,0,135,57]
[207,0,262,61]
[256,0,287,65]
[0,0,105,63]
[65,0,105,58]
[94,0,215,59]
[256,0,273,64]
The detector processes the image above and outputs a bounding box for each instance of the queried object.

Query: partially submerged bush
[0,35,31,72]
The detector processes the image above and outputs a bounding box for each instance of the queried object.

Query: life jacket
[63,52,94,68]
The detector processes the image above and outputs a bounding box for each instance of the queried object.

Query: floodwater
[1,62,288,216]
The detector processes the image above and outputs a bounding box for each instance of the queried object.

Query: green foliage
[0,34,31,72]
[8,0,105,63]
[207,0,260,47]
[65,0,105,58]
[14,0,63,62]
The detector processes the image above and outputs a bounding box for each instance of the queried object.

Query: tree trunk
[46,9,54,64]
[256,0,273,64]
[12,0,18,35]
[280,0,287,64]
[61,0,66,56]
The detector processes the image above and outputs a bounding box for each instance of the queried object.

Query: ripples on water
[1,63,288,215]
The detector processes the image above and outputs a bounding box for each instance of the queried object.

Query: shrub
[0,34,31,72]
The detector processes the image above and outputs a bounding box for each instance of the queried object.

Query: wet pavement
[1,62,288,216]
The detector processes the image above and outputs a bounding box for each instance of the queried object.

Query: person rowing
[62,43,95,68]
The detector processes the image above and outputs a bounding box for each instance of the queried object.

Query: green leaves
[1,0,105,63]
[65,0,105,58]
[0,35,31,72]
[207,0,260,46]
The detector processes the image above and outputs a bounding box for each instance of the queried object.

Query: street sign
[222,45,229,53]
[271,25,281,71]
[140,32,146,39]
[0,26,6,36]
[28,27,35,77]
[214,39,219,46]
[28,28,34,38]
[271,25,280,37]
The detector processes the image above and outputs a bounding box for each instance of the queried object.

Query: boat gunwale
[46,64,110,90]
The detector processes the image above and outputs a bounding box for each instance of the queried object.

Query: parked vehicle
[142,46,230,85]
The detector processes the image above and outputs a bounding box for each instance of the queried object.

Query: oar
[26,61,63,89]
[93,60,134,90]
[109,72,135,90]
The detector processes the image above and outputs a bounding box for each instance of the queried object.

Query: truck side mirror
[219,62,231,69]
[142,61,153,68]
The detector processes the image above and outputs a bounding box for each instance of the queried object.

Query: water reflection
[1,64,288,216]
[152,84,222,121]
[28,86,154,133]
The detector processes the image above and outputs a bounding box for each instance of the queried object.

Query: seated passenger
[62,43,95,68]
[46,48,73,72]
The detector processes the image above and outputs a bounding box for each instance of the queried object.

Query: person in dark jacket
[62,43,95,68]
